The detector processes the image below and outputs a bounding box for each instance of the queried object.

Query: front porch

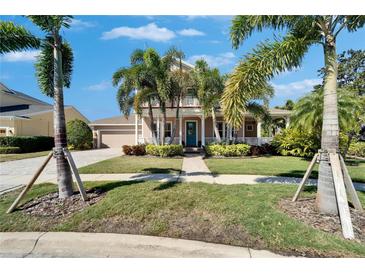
[136,108,290,147]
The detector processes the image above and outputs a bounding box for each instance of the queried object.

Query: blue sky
[1,15,364,121]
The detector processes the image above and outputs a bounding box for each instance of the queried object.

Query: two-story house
[90,60,291,148]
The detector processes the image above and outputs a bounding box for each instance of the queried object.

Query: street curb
[0,232,287,258]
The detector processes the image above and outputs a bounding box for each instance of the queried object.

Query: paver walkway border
[0,232,286,258]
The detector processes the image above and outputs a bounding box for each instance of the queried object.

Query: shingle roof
[0,82,51,106]
[90,114,136,125]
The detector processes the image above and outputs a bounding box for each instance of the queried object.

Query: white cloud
[69,18,96,30]
[101,23,176,42]
[1,50,40,62]
[271,79,322,97]
[184,16,207,21]
[84,80,111,91]
[187,52,236,67]
[177,28,205,36]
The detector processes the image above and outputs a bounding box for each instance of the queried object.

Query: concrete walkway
[0,148,122,193]
[181,154,215,183]
[0,232,285,258]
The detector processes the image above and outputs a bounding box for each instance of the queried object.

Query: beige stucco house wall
[0,83,89,137]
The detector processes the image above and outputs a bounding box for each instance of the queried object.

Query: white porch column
[257,120,262,138]
[156,116,160,144]
[97,130,100,149]
[201,114,205,146]
[141,117,144,142]
[179,116,182,145]
[285,116,290,128]
[135,114,138,145]
[242,117,245,142]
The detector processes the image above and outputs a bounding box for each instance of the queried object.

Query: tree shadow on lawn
[142,168,181,174]
[153,180,181,191]
[276,170,319,179]
[88,180,145,194]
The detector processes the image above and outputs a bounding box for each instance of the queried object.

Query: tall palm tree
[27,16,75,198]
[0,21,40,53]
[222,15,365,214]
[193,59,225,142]
[143,48,176,145]
[165,47,196,145]
[112,49,159,144]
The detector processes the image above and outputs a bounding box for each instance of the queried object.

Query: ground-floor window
[214,121,224,138]
[153,122,172,138]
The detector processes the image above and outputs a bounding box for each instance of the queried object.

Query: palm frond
[35,37,74,97]
[27,16,73,33]
[222,35,311,128]
[0,21,40,53]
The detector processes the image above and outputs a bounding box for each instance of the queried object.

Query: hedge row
[205,144,251,157]
[0,146,21,154]
[0,136,54,153]
[146,144,183,157]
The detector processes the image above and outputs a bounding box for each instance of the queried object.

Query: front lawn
[205,156,365,183]
[0,181,364,257]
[0,150,51,163]
[78,156,183,174]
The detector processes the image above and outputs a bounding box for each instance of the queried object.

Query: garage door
[100,131,135,148]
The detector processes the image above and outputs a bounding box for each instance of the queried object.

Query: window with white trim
[214,122,224,138]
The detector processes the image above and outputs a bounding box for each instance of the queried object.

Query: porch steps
[183,147,203,154]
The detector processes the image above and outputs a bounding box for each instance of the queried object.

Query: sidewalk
[0,232,286,258]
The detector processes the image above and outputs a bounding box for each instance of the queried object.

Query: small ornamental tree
[66,119,92,150]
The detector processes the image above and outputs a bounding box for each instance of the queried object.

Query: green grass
[0,150,51,162]
[0,181,364,257]
[78,156,183,174]
[205,156,365,183]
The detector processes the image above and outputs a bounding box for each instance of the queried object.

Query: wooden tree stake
[292,153,318,202]
[339,155,362,211]
[7,151,53,213]
[329,153,355,239]
[63,148,88,201]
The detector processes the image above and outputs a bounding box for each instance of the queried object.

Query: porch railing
[205,137,273,145]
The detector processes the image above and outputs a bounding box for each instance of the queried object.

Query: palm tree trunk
[53,33,73,198]
[316,37,339,215]
[169,97,180,145]
[211,108,221,142]
[148,99,157,144]
[160,102,166,145]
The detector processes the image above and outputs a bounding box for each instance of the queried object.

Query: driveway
[0,148,122,193]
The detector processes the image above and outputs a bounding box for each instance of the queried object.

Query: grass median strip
[0,181,364,257]
[0,150,51,163]
[205,156,365,183]
[78,156,183,174]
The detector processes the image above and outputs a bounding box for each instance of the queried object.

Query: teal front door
[186,121,197,147]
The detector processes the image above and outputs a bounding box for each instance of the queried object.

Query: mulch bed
[20,189,105,218]
[279,198,365,244]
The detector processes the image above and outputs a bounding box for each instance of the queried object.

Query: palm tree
[291,87,365,157]
[25,16,75,198]
[193,59,225,142]
[112,49,159,144]
[222,15,365,214]
[143,48,176,145]
[0,21,40,53]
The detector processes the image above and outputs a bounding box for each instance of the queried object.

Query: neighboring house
[0,82,89,137]
[90,60,291,148]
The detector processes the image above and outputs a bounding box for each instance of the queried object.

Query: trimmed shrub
[348,142,365,157]
[132,144,146,156]
[122,144,146,156]
[0,136,54,153]
[0,146,21,154]
[205,144,250,157]
[122,145,133,155]
[146,144,183,157]
[66,119,92,150]
[271,128,319,157]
